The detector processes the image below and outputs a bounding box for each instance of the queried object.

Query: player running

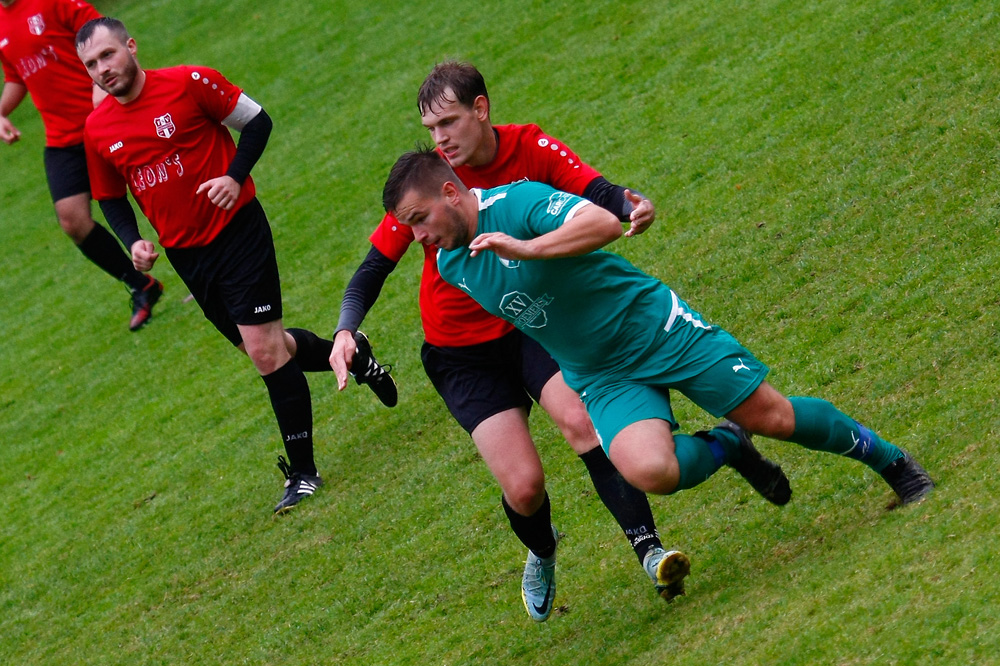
[75,17,395,514]
[1,0,162,330]
[330,62,694,620]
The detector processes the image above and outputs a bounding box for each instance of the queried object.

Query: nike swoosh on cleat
[532,582,554,615]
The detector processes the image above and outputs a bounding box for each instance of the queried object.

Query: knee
[502,474,546,515]
[554,402,600,454]
[58,213,95,243]
[245,341,290,375]
[611,446,678,495]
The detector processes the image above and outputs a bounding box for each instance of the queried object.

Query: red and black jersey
[369,123,602,347]
[0,0,100,147]
[84,66,255,248]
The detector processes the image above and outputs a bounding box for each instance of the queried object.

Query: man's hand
[0,116,21,145]
[624,189,655,237]
[468,232,532,260]
[130,239,159,272]
[330,329,357,390]
[196,175,241,210]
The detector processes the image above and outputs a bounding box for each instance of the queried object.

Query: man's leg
[240,320,321,513]
[537,372,682,582]
[726,382,934,504]
[55,193,162,330]
[471,408,559,621]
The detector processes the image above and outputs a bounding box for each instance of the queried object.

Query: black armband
[335,245,399,335]
[226,109,272,184]
[582,176,645,221]
[98,196,142,250]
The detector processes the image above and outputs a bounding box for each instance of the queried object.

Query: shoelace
[360,357,392,380]
[276,455,293,481]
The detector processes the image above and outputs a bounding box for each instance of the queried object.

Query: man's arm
[0,82,27,145]
[330,246,398,388]
[469,203,622,261]
[582,176,655,237]
[98,196,159,271]
[196,94,272,209]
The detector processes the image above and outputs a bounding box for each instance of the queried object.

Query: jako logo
[254,304,271,314]
[109,141,123,153]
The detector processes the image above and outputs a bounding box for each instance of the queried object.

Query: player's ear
[472,95,489,121]
[441,180,459,202]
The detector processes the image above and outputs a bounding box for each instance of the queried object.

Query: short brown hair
[382,145,462,213]
[417,61,489,116]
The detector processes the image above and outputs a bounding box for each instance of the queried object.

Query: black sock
[580,447,662,563]
[260,359,317,476]
[286,328,335,372]
[77,223,146,291]
[502,492,556,558]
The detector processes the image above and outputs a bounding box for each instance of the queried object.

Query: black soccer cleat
[716,420,792,506]
[351,331,398,407]
[129,275,163,331]
[879,450,935,506]
[273,455,323,515]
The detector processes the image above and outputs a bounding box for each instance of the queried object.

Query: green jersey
[436,181,713,391]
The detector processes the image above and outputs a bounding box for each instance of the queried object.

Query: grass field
[2,0,999,663]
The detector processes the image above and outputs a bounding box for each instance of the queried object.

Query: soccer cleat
[642,547,691,602]
[129,275,163,331]
[521,526,559,622]
[716,420,792,506]
[351,331,398,407]
[879,450,935,505]
[273,455,323,514]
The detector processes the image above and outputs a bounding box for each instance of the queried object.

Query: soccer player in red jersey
[76,17,395,514]
[0,0,162,331]
[330,62,687,620]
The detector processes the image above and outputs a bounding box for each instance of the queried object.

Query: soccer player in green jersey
[380,148,935,578]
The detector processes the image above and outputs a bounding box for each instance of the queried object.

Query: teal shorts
[579,325,768,455]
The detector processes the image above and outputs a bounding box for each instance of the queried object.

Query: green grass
[2,0,999,663]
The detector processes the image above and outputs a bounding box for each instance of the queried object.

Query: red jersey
[84,66,255,248]
[0,0,99,147]
[370,123,601,347]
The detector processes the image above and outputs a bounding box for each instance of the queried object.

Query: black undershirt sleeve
[582,176,644,221]
[335,245,399,335]
[225,108,272,185]
[98,196,143,250]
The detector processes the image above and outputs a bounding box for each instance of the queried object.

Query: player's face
[393,186,470,250]
[420,89,489,168]
[77,27,140,99]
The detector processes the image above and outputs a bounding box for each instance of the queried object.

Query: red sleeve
[0,52,22,86]
[520,124,602,196]
[368,212,415,263]
[57,0,102,32]
[183,66,243,122]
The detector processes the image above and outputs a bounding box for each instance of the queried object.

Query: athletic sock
[76,222,147,290]
[579,447,662,563]
[788,396,904,472]
[672,433,729,492]
[261,359,317,476]
[286,327,335,372]
[502,492,556,558]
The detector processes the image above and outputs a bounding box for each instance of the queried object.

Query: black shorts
[165,198,282,346]
[43,144,91,202]
[421,329,561,434]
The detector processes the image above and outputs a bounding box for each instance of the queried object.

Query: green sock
[672,433,727,492]
[788,397,903,472]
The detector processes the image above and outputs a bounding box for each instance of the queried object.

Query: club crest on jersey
[499,258,521,269]
[500,291,552,329]
[27,14,46,35]
[153,113,176,139]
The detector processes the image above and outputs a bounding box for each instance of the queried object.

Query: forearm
[335,245,398,334]
[0,82,28,118]
[225,105,272,184]
[98,196,143,249]
[583,176,644,221]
